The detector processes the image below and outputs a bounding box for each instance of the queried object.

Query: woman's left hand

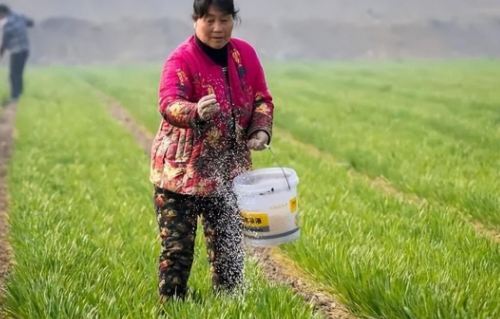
[247,131,269,151]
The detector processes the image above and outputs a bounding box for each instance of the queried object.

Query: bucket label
[241,212,270,232]
[289,197,298,213]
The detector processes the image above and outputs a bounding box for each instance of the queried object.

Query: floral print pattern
[150,36,274,196]
[154,187,244,300]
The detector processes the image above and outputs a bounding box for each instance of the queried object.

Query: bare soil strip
[471,221,500,244]
[0,101,17,316]
[99,94,154,153]
[98,92,356,319]
[274,127,424,204]
[251,248,355,319]
[274,127,500,244]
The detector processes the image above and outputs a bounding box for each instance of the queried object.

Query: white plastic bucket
[233,168,300,247]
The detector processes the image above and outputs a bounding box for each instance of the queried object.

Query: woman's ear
[193,22,197,29]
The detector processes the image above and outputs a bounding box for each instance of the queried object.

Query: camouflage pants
[153,186,245,300]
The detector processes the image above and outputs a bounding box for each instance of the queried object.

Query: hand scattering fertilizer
[233,146,300,247]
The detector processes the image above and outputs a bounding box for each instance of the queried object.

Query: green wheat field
[2,60,500,318]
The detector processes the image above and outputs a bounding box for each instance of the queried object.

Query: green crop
[2,69,319,319]
[76,60,500,318]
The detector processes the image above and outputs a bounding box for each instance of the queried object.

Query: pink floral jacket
[150,36,274,196]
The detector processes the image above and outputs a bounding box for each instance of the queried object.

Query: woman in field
[150,0,274,302]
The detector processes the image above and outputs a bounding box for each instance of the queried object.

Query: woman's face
[195,6,234,49]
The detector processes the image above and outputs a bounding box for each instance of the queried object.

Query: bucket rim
[233,167,299,195]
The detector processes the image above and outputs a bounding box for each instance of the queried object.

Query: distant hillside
[29,18,192,64]
[5,0,500,24]
[25,16,500,64]
[3,0,500,63]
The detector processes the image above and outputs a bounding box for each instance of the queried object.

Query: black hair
[192,0,239,21]
[0,4,10,15]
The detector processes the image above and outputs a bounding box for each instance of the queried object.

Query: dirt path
[99,94,153,152]
[251,248,355,319]
[97,91,356,319]
[274,127,424,205]
[0,101,17,316]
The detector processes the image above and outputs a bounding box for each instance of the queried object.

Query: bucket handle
[264,144,292,190]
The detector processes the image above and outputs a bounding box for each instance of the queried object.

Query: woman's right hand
[197,94,220,121]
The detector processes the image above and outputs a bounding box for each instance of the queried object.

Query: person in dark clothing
[0,4,34,104]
